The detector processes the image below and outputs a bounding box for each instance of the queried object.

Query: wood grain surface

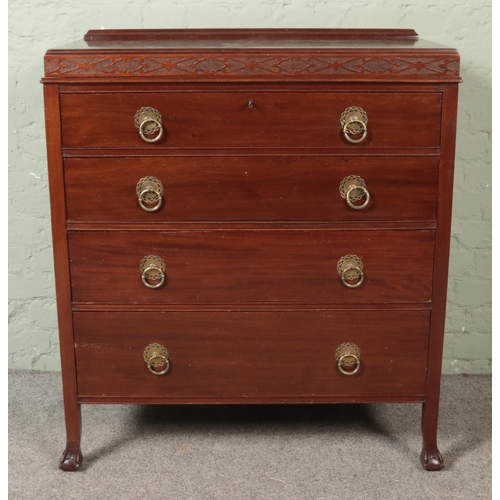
[74,309,430,398]
[60,91,442,149]
[64,156,439,223]
[68,229,435,304]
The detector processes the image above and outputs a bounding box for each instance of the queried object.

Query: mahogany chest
[41,29,461,471]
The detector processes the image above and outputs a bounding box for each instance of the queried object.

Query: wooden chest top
[42,28,460,83]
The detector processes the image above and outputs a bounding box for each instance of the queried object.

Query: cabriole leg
[420,401,444,471]
[59,402,83,471]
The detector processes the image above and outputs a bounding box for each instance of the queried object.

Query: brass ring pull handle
[134,107,164,143]
[340,107,368,144]
[340,266,364,288]
[337,255,364,288]
[143,343,170,376]
[141,265,165,289]
[136,176,164,212]
[339,175,370,210]
[140,255,166,289]
[335,343,361,376]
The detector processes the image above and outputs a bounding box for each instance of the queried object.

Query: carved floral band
[44,54,460,80]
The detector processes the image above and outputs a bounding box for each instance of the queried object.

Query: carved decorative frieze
[44,54,460,80]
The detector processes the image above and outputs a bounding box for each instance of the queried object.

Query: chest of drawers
[42,29,461,471]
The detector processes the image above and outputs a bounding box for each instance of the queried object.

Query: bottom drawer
[74,310,430,399]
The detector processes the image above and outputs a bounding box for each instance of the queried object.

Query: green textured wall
[8,0,491,373]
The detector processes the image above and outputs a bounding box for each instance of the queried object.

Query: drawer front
[60,92,441,149]
[74,310,430,398]
[65,157,439,222]
[68,230,434,304]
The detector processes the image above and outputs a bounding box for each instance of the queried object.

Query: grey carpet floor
[9,370,491,500]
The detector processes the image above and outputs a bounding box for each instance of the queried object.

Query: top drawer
[59,91,442,150]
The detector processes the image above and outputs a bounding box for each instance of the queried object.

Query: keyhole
[248,100,254,108]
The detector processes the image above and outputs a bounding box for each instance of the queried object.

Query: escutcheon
[340,106,368,144]
[143,343,170,375]
[136,176,164,212]
[134,106,164,143]
[337,254,364,288]
[335,342,361,376]
[139,255,166,289]
[339,175,371,210]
